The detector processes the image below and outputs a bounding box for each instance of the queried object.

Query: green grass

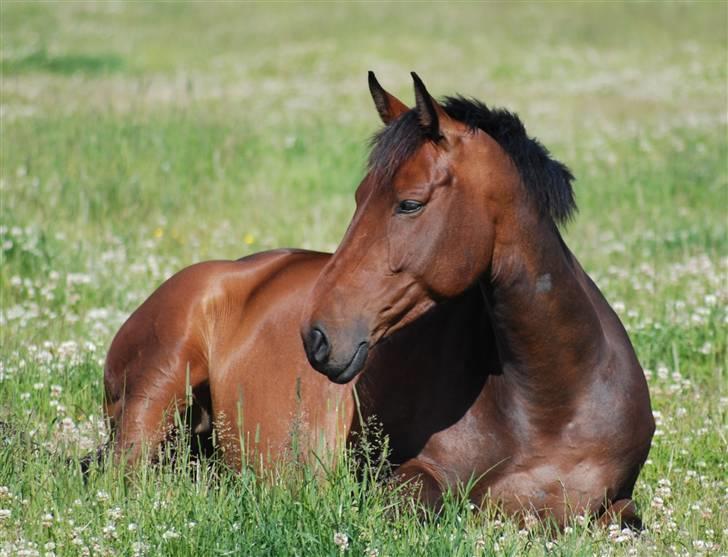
[1,2,726,555]
[1,49,124,76]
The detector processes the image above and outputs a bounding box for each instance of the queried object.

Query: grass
[1,1,726,555]
[1,49,123,76]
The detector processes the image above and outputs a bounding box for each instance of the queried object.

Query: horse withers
[104,72,654,528]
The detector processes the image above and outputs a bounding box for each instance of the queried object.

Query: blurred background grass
[2,2,725,253]
[0,2,726,555]
[2,1,725,352]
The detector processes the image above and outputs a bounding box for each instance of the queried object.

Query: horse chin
[328,342,369,384]
[370,297,438,346]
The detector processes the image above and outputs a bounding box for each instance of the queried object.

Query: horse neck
[480,205,606,406]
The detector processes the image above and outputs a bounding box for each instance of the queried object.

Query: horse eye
[396,200,424,215]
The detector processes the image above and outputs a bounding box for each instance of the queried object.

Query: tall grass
[1,2,726,555]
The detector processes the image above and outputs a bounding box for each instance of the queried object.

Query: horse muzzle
[301,325,369,384]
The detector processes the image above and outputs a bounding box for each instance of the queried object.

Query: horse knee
[394,460,445,511]
[599,498,642,531]
[111,395,181,465]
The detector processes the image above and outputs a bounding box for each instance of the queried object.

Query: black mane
[368,96,576,225]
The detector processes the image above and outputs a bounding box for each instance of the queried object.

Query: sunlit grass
[1,2,726,555]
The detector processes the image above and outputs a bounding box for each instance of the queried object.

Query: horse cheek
[386,220,412,274]
[429,208,488,297]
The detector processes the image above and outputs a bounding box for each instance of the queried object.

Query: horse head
[301,73,532,383]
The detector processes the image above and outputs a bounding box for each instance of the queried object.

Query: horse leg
[109,393,181,466]
[108,364,207,467]
[598,498,642,530]
[394,459,445,511]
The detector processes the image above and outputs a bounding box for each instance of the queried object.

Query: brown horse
[103,73,654,528]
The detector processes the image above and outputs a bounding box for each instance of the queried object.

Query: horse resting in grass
[103,72,654,528]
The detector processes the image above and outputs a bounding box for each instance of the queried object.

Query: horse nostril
[308,327,331,366]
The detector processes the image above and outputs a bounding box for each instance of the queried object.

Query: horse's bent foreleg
[394,459,445,511]
[598,498,642,530]
[107,364,207,467]
[109,394,180,466]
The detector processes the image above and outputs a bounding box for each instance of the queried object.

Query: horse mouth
[328,342,369,384]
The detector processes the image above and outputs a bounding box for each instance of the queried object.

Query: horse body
[105,72,654,528]
[104,250,493,470]
[104,249,356,466]
[299,73,654,525]
[387,240,654,522]
[351,234,653,523]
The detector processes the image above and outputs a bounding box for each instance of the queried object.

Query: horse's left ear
[411,72,447,139]
[368,71,409,124]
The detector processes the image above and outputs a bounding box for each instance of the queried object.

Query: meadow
[1,2,726,555]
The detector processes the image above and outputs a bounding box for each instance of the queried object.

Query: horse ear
[411,72,444,139]
[368,71,408,124]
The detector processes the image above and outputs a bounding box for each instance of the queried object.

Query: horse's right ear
[368,71,408,124]
[411,72,446,140]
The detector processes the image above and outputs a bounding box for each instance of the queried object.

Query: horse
[103,72,654,528]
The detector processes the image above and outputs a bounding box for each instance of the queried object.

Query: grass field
[1,2,726,556]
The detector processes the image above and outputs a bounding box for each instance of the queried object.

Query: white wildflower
[333,531,349,551]
[106,507,123,520]
[162,528,180,540]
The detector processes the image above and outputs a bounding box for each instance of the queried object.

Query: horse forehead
[392,143,443,188]
[355,174,376,202]
[389,132,513,195]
